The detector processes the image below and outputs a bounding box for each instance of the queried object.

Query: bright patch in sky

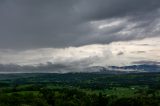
[0,37,159,67]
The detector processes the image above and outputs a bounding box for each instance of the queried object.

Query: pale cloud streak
[0,37,159,67]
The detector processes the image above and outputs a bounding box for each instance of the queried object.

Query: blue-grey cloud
[133,61,160,65]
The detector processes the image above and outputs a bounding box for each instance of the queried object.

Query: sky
[0,0,160,70]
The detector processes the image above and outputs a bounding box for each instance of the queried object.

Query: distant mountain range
[108,64,160,72]
[0,63,159,73]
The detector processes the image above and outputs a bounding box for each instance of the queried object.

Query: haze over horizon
[0,0,160,72]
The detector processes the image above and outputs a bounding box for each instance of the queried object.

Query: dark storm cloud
[76,0,160,20]
[0,0,160,49]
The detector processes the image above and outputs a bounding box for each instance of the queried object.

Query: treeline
[0,88,159,106]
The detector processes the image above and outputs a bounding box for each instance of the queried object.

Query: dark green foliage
[0,88,159,106]
[0,73,159,106]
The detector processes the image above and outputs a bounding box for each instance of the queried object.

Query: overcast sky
[0,0,160,69]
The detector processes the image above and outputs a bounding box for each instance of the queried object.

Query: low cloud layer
[0,0,160,49]
[0,37,159,68]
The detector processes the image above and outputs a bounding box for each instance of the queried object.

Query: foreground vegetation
[0,72,160,106]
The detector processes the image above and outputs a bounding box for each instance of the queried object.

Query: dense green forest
[0,72,160,106]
